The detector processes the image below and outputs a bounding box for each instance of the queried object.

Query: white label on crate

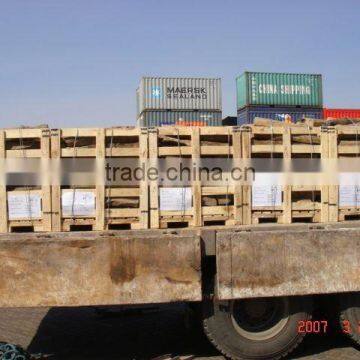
[62,190,96,216]
[8,193,42,220]
[252,173,282,207]
[160,187,192,211]
[339,173,360,206]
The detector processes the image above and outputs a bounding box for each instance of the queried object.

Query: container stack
[137,77,222,126]
[236,72,323,124]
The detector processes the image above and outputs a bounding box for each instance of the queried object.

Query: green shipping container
[236,72,323,109]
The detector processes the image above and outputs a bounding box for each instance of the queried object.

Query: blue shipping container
[237,106,323,125]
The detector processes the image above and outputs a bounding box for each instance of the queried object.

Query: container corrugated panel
[237,106,323,125]
[323,108,360,119]
[236,72,323,108]
[138,110,222,127]
[137,77,222,114]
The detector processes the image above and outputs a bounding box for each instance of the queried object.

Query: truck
[0,221,359,360]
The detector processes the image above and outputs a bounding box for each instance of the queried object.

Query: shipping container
[137,77,222,114]
[138,110,222,127]
[323,108,360,119]
[237,106,323,125]
[236,72,323,109]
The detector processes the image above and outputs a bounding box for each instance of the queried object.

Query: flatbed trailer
[0,221,359,359]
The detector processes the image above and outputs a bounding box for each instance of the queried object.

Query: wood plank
[232,128,243,224]
[105,148,140,157]
[241,129,252,224]
[200,146,234,156]
[105,128,140,136]
[61,128,98,137]
[148,129,160,229]
[61,148,96,157]
[139,129,149,229]
[328,128,339,222]
[282,127,292,224]
[158,147,192,157]
[159,210,193,216]
[95,128,105,231]
[158,127,192,136]
[202,186,235,195]
[192,128,202,227]
[106,209,140,217]
[105,188,140,197]
[7,189,42,196]
[40,128,52,231]
[5,149,42,158]
[202,206,234,216]
[320,129,329,222]
[4,128,43,139]
[50,129,61,231]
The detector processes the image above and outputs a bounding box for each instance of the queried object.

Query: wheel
[339,292,360,346]
[203,296,313,360]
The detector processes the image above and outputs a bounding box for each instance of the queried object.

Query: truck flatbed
[1,222,359,360]
[0,221,358,308]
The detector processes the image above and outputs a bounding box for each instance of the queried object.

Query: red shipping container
[323,108,360,119]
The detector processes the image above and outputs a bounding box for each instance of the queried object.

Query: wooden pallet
[148,126,243,228]
[0,128,51,233]
[50,127,149,231]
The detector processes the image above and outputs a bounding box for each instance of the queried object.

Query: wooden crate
[241,124,329,224]
[148,126,243,228]
[0,128,52,233]
[50,127,149,231]
[326,125,360,222]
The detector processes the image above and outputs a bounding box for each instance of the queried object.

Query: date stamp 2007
[297,320,360,334]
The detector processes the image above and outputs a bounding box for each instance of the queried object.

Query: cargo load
[2,122,360,232]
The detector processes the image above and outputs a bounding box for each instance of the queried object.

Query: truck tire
[203,296,312,360]
[339,292,360,346]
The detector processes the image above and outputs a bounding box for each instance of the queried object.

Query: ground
[0,303,358,360]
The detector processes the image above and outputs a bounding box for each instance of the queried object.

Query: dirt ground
[0,303,358,360]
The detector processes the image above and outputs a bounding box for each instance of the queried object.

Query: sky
[0,0,360,128]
